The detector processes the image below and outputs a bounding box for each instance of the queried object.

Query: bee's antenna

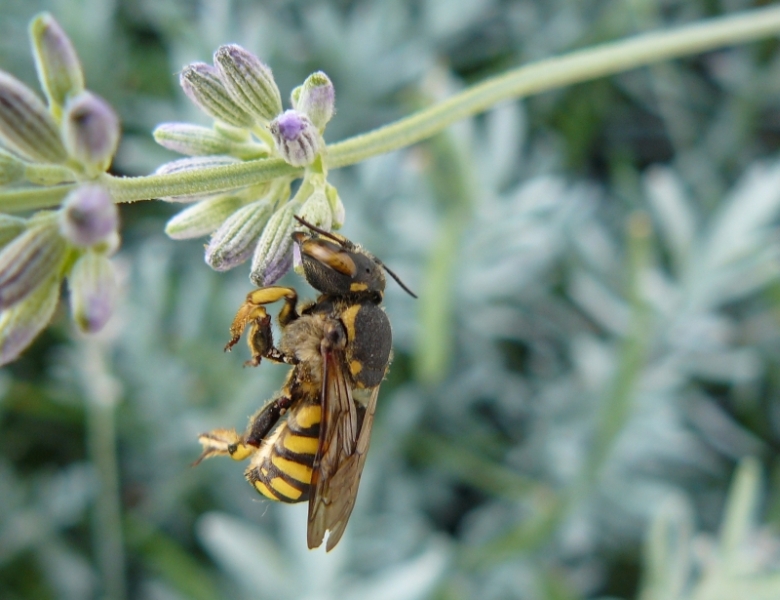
[381,263,417,298]
[294,216,349,247]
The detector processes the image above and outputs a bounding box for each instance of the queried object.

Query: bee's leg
[242,394,293,447]
[194,395,292,465]
[225,286,299,366]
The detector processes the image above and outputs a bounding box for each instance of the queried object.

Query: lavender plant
[3,3,780,600]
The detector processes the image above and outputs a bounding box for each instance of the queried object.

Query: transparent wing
[307,338,379,551]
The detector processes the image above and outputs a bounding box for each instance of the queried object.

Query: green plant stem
[82,340,126,600]
[1,5,780,214]
[326,5,780,167]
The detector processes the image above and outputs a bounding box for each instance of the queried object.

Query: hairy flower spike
[325,183,345,229]
[68,251,116,333]
[0,71,67,163]
[62,92,120,174]
[155,155,241,202]
[0,219,66,310]
[250,200,302,286]
[268,110,320,167]
[59,184,119,247]
[297,189,332,232]
[0,149,25,185]
[214,45,282,123]
[165,195,247,240]
[0,274,60,366]
[296,72,335,130]
[0,215,26,249]
[153,123,266,159]
[180,62,255,129]
[205,199,275,271]
[30,13,84,111]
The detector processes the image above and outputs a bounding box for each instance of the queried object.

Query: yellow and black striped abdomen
[245,401,321,503]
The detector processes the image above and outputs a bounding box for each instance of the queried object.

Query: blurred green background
[3,0,780,599]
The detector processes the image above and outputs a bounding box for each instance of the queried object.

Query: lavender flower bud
[0,219,66,309]
[297,189,332,232]
[290,85,302,109]
[30,13,85,110]
[325,183,345,229]
[0,71,67,163]
[153,122,266,160]
[268,110,320,167]
[180,62,254,129]
[62,91,120,174]
[214,45,282,123]
[165,194,246,240]
[155,155,240,202]
[0,274,60,366]
[205,199,275,271]
[59,184,118,247]
[0,214,27,248]
[296,72,335,130]
[68,251,116,333]
[0,149,25,185]
[250,200,301,286]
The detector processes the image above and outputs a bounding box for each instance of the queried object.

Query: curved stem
[2,5,780,213]
[326,5,780,168]
[102,158,300,203]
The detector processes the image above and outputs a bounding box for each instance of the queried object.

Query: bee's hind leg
[195,395,292,465]
[224,286,299,366]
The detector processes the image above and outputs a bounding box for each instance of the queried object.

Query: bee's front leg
[225,286,299,366]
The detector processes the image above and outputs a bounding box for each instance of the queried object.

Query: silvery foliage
[3,0,780,599]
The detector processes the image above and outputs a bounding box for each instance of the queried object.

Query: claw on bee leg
[194,428,253,465]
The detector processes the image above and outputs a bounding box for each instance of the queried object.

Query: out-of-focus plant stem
[81,338,126,600]
[414,127,474,385]
[2,6,780,213]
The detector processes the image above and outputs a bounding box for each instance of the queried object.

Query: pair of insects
[196,217,414,551]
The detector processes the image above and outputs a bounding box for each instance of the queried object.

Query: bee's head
[292,217,416,300]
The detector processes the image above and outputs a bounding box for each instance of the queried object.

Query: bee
[195,217,415,551]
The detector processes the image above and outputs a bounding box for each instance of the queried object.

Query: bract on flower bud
[68,251,116,333]
[62,91,120,174]
[205,199,275,271]
[290,85,302,110]
[214,45,282,123]
[153,123,266,160]
[0,215,27,249]
[59,184,119,247]
[180,62,255,129]
[296,72,335,130]
[165,194,246,240]
[0,274,60,366]
[0,71,67,164]
[325,183,345,229]
[268,110,320,167]
[30,13,85,111]
[0,220,66,309]
[0,149,25,185]
[250,200,302,286]
[297,189,332,232]
[155,155,241,202]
